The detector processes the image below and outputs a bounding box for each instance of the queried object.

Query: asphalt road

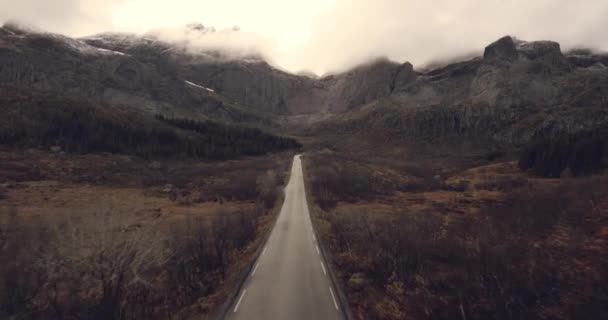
[226,155,344,320]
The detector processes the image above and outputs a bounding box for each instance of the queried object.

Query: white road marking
[329,287,339,310]
[320,261,326,275]
[312,234,316,242]
[234,289,247,312]
[251,263,259,277]
[316,245,320,255]
[262,247,267,256]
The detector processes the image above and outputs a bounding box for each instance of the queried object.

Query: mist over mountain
[2,5,608,320]
[2,22,607,147]
[2,0,608,74]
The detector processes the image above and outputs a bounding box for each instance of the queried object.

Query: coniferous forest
[0,95,301,159]
[519,127,608,177]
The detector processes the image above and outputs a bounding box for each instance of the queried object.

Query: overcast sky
[1,0,607,74]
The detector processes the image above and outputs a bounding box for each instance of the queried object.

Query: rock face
[329,36,608,147]
[318,59,416,112]
[0,25,415,118]
[483,36,519,62]
[1,24,607,148]
[0,25,268,124]
[84,33,418,115]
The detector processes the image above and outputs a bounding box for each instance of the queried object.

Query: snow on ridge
[3,29,17,36]
[185,80,215,92]
[96,47,127,56]
[49,35,129,57]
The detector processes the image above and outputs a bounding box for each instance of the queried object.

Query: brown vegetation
[0,204,267,319]
[304,151,608,320]
[0,147,292,319]
[304,153,395,210]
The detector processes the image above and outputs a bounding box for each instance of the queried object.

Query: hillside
[2,21,608,320]
[305,37,608,157]
[4,22,607,145]
[0,23,269,125]
[0,88,300,160]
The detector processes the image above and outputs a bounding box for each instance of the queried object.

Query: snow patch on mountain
[185,80,215,92]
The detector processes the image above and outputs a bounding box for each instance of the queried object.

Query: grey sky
[1,0,607,74]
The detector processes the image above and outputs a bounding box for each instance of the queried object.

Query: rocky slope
[80,32,416,115]
[0,23,266,125]
[0,23,416,120]
[1,22,607,147]
[318,36,608,148]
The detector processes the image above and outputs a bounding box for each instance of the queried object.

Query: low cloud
[285,0,608,74]
[2,0,608,75]
[0,0,127,36]
[149,24,279,63]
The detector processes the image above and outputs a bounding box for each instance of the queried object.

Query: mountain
[2,22,607,152]
[79,32,418,115]
[0,23,415,119]
[0,23,305,160]
[0,23,267,125]
[312,36,608,152]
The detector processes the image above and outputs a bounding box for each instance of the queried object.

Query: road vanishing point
[226,155,344,320]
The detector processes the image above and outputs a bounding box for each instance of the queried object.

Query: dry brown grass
[0,146,294,319]
[304,151,608,320]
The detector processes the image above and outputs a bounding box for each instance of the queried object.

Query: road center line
[233,289,247,312]
[251,262,259,277]
[329,287,339,310]
[320,261,326,275]
[316,245,320,255]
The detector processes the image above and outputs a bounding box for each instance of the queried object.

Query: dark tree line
[155,114,301,158]
[0,97,300,159]
[519,127,608,177]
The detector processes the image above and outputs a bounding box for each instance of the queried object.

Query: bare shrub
[324,176,608,320]
[204,174,258,202]
[164,207,259,314]
[43,207,168,319]
[0,207,49,318]
[165,217,216,308]
[397,177,443,193]
[231,211,257,249]
[307,154,392,210]
[1,187,274,319]
[474,175,527,191]
[256,170,279,210]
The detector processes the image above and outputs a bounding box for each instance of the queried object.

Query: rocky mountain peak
[1,29,605,140]
[1,22,35,36]
[517,40,562,59]
[483,36,518,62]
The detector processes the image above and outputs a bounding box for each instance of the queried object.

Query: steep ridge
[1,23,607,148]
[317,36,608,149]
[0,23,417,118]
[0,23,267,125]
[82,33,416,115]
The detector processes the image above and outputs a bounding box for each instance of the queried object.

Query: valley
[1,21,607,320]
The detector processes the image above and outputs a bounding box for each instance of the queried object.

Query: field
[0,146,295,319]
[303,149,608,320]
